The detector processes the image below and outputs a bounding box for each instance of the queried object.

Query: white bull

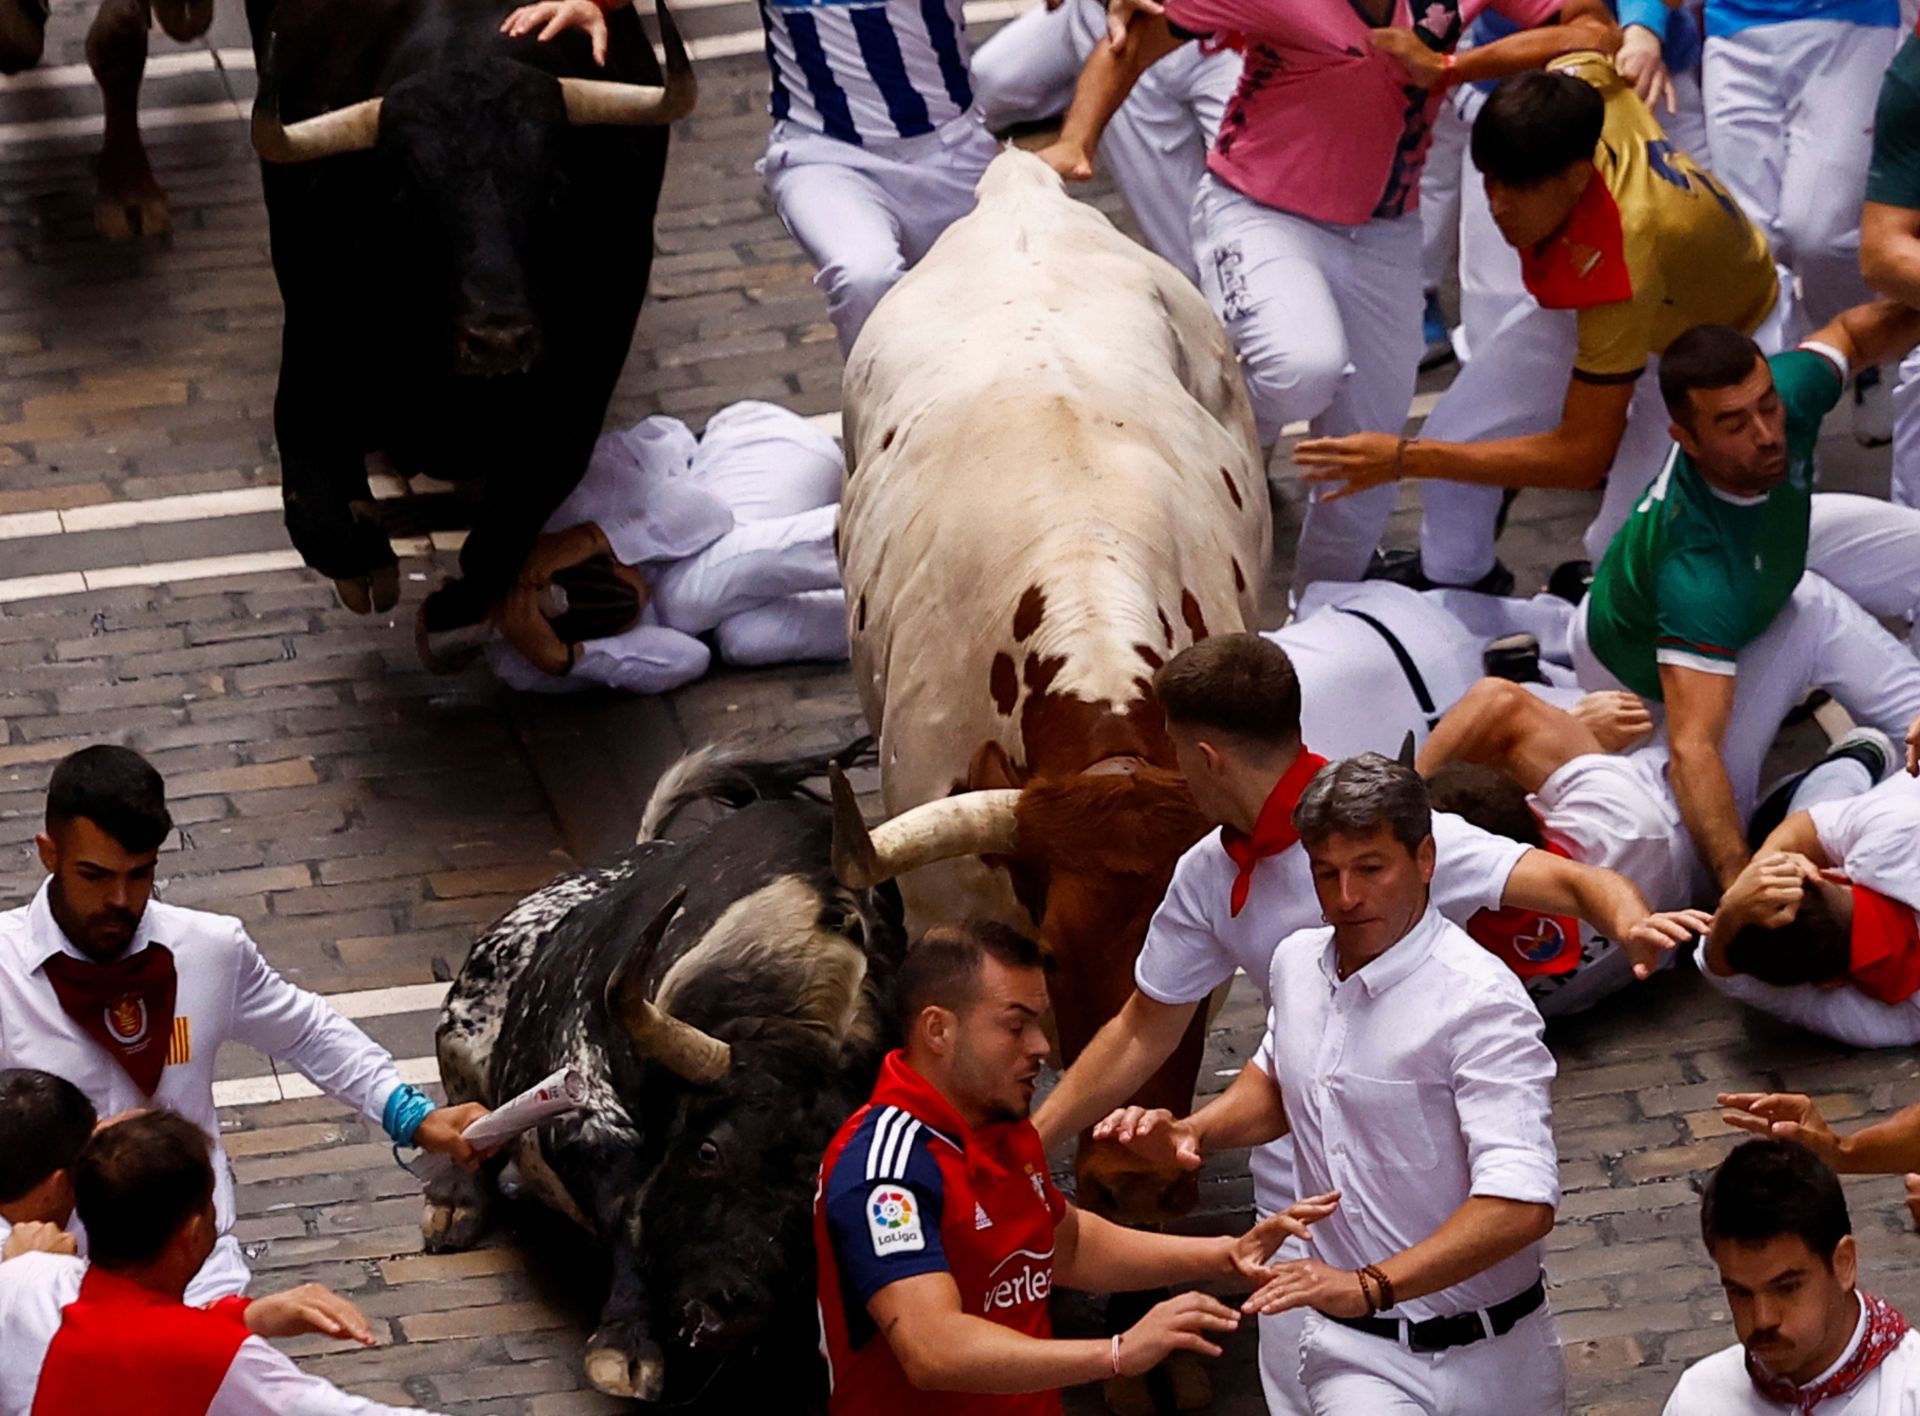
[837,147,1269,929]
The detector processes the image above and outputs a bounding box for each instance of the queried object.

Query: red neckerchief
[1519,172,1635,312]
[1466,841,1581,979]
[31,1266,252,1416]
[1849,886,1920,1006]
[1218,750,1329,918]
[1747,1291,1910,1413]
[40,942,178,1095]
[869,1050,1043,1191]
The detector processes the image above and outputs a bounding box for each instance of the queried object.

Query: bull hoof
[584,1345,666,1401]
[419,1198,491,1253]
[94,187,170,240]
[334,564,400,615]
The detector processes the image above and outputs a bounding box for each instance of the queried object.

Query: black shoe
[1365,549,1514,596]
[1547,559,1592,606]
[1483,633,1545,685]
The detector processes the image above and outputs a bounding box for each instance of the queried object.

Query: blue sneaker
[1420,290,1455,371]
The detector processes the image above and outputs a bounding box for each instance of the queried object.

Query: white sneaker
[1826,724,1899,785]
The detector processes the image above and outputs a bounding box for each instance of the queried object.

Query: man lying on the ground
[0,1109,447,1416]
[1664,1139,1920,1414]
[1701,760,1920,1048]
[0,746,489,1302]
[1416,676,1708,1016]
[0,1068,94,1260]
[420,401,848,693]
[1568,306,1920,892]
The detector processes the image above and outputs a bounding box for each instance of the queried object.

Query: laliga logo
[104,994,149,1046]
[870,1188,914,1230]
[983,1247,1054,1313]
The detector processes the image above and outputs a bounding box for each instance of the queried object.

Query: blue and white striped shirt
[761,0,974,145]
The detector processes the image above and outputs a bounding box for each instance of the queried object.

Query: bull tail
[638,737,876,843]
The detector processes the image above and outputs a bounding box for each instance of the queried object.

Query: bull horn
[251,36,383,163]
[626,997,732,1085]
[829,765,1021,889]
[558,0,696,127]
[1396,731,1417,770]
[603,887,732,1084]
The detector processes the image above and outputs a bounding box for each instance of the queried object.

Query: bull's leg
[274,326,400,613]
[149,0,210,40]
[420,1161,497,1253]
[86,0,169,238]
[583,1229,666,1402]
[0,0,48,75]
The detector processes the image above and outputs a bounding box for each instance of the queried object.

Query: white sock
[1786,757,1875,815]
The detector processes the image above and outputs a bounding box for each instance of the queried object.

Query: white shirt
[1811,773,1920,915]
[1262,909,1561,1321]
[0,881,408,1244]
[0,1253,436,1416]
[1663,1305,1920,1415]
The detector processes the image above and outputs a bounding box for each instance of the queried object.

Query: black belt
[1334,606,1439,730]
[1329,1275,1546,1354]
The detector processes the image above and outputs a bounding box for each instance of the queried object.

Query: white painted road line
[323,980,452,1021]
[212,1052,442,1108]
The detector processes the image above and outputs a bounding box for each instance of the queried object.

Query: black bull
[427,751,907,1407]
[245,0,693,618]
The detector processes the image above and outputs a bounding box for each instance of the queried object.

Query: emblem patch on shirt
[974,1202,992,1230]
[867,1186,924,1255]
[1514,918,1569,964]
[1025,1163,1047,1202]
[104,995,149,1046]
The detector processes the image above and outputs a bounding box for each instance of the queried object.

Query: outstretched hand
[1292,434,1405,500]
[502,0,609,65]
[1718,1092,1845,1168]
[1092,1106,1204,1171]
[1570,690,1653,753]
[413,1102,498,1172]
[244,1284,378,1346]
[1227,1191,1340,1285]
[1617,908,1712,980]
[1242,1257,1371,1319]
[1367,27,1445,87]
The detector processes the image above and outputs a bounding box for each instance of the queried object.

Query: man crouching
[1099,755,1565,1413]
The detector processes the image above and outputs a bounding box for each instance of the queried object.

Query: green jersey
[1868,32,1920,212]
[1583,348,1845,700]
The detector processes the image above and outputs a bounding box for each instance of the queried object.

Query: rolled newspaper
[458,1067,589,1150]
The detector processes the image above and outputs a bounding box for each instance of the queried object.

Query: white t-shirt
[1811,773,1920,914]
[1663,1307,1920,1416]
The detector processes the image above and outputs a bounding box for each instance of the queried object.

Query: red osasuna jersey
[814,1051,1067,1416]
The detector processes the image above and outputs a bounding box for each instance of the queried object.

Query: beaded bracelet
[1360,1264,1396,1314]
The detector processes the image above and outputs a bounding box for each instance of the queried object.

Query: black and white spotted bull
[423,742,906,1406]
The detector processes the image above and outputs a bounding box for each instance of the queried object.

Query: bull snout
[454,311,542,376]
[1075,1137,1200,1228]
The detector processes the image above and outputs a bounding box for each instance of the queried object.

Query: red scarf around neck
[40,942,178,1095]
[1747,1290,1910,1414]
[31,1266,251,1416]
[1219,749,1329,918]
[1849,886,1920,1006]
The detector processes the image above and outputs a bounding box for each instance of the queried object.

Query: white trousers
[653,502,842,636]
[1298,1305,1566,1414]
[1419,98,1469,296]
[1703,19,1899,330]
[761,113,1000,355]
[1194,176,1424,594]
[1415,304,1675,584]
[970,0,1238,283]
[184,1233,251,1305]
[1808,492,1920,658]
[1572,573,1920,819]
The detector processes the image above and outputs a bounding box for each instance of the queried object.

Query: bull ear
[1396,732,1417,770]
[603,886,687,1027]
[829,765,882,889]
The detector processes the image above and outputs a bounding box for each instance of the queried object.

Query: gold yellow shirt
[1522,53,1778,382]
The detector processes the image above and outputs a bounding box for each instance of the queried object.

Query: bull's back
[837,153,1265,926]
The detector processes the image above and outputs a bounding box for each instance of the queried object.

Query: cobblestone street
[4,7,1918,1413]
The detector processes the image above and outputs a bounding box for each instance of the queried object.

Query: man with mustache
[0,746,490,1302]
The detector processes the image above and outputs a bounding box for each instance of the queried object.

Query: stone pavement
[3,10,1919,1413]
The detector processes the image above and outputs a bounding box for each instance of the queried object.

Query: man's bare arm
[1660,663,1746,889]
[1037,15,1187,179]
[1863,202,1920,310]
[1033,990,1199,1150]
[1807,296,1920,372]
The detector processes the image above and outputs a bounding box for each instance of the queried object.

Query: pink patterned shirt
[1163,0,1563,225]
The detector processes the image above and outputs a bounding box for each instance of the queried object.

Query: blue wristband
[382,1085,437,1147]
